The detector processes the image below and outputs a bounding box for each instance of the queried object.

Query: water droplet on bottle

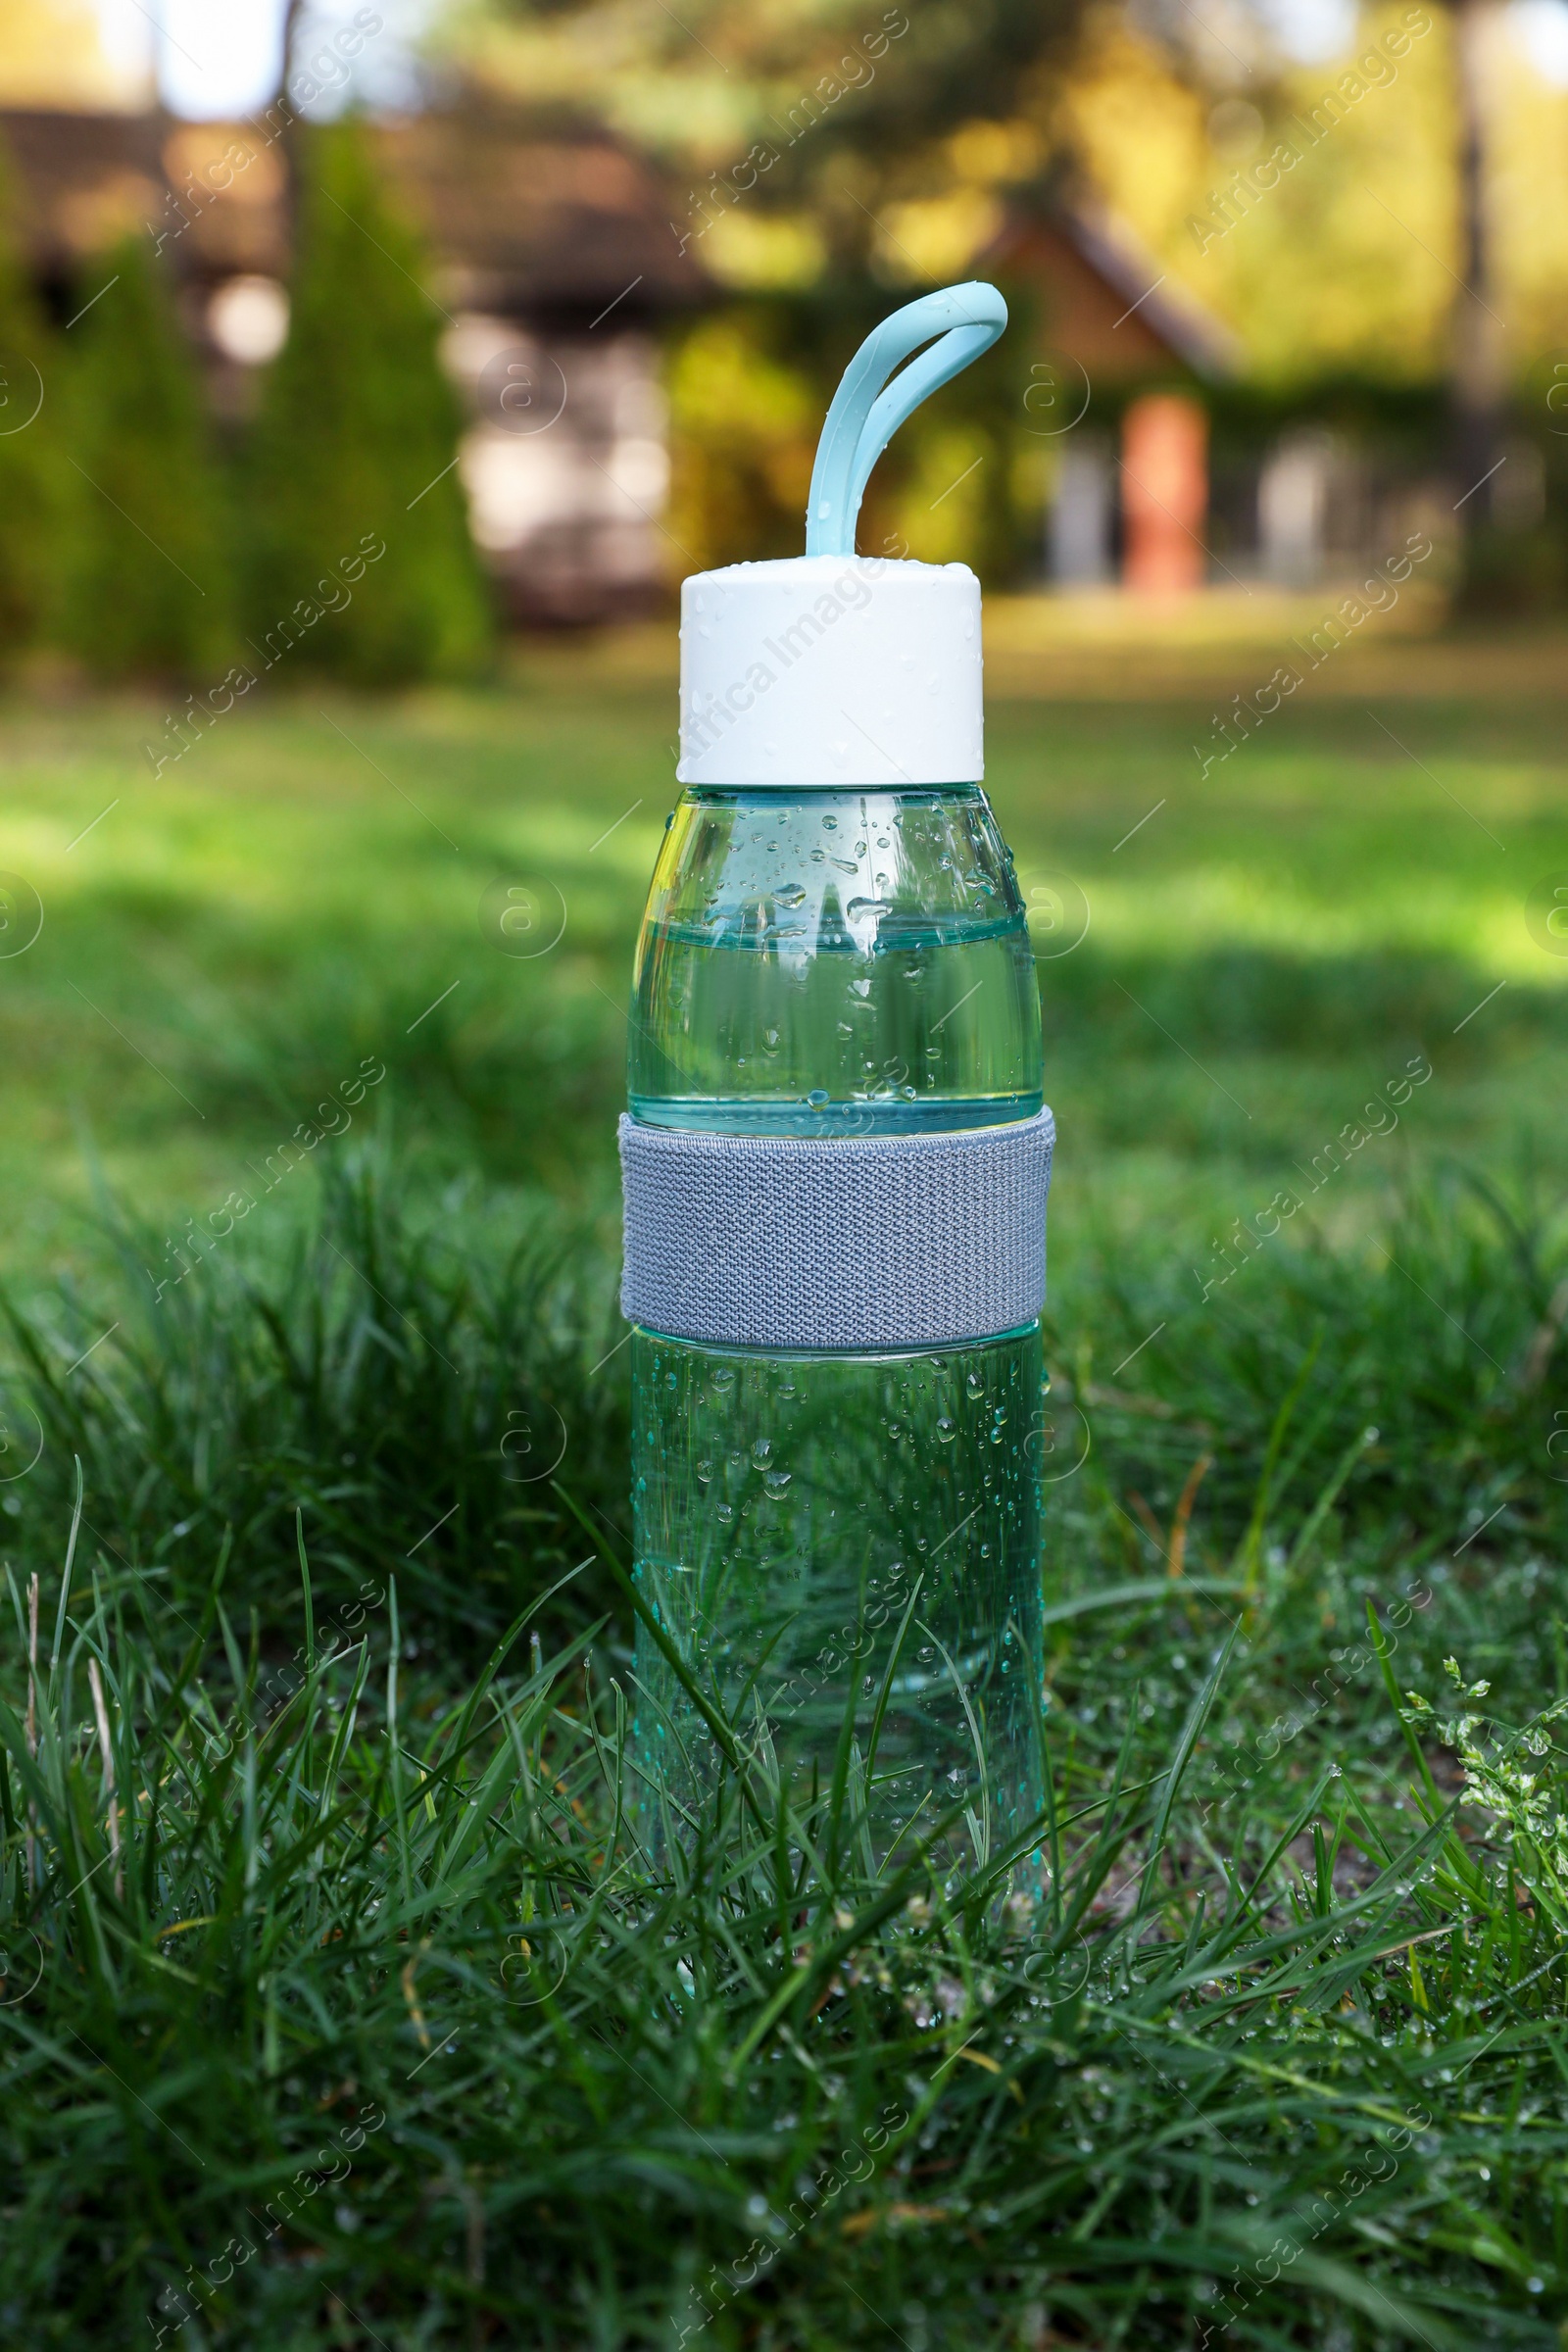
[808,1087,830,1105]
[752,1438,771,1465]
[774,883,806,908]
[715,1502,734,1524]
[696,1460,712,1483]
[966,1371,984,1397]
[936,1418,956,1443]
[763,1469,792,1494]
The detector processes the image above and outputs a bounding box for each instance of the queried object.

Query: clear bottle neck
[628,786,1044,1139]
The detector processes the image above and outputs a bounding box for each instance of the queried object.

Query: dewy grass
[1,1152,1567,2344]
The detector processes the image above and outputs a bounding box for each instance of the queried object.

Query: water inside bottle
[625,785,1048,1879]
[629,1327,1045,1873]
[628,788,1043,1135]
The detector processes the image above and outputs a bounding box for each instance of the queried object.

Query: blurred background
[0,0,1562,1300]
[5,0,1567,626]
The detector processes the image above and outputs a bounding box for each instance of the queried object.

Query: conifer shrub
[245,121,492,685]
[59,235,233,679]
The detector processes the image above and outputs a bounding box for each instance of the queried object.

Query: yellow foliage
[700,209,826,291]
[874,190,1005,285]
[663,318,818,572]
[889,421,992,564]
[449,0,1568,392]
[1053,1,1568,386]
[1491,18,1568,356]
[1055,14,1211,257]
[946,120,1046,184]
[0,0,144,109]
[665,318,815,442]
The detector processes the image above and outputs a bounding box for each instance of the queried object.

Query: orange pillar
[1120,394,1208,595]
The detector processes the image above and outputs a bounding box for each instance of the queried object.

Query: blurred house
[0,100,705,623]
[990,199,1238,592]
[383,109,705,623]
[992,197,1455,592]
[1244,424,1458,588]
[0,95,1448,609]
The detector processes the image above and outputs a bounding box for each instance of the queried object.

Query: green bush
[0,141,64,662]
[1456,518,1566,615]
[245,120,492,685]
[58,236,233,679]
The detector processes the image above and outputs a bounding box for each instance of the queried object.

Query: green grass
[2,629,1568,2345]
[0,628,1563,1272]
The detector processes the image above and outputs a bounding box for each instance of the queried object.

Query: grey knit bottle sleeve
[618,1106,1054,1351]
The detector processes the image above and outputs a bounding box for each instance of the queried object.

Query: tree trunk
[273,0,309,260]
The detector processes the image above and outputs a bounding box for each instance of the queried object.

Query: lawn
[2,608,1568,2347]
[0,606,1562,1276]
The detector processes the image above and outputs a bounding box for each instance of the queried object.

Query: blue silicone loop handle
[804,281,1007,558]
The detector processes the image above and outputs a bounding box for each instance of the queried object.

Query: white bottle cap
[670,281,1008,792]
[677,554,982,789]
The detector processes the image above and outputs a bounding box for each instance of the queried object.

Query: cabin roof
[0,102,707,318]
[987,196,1240,381]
